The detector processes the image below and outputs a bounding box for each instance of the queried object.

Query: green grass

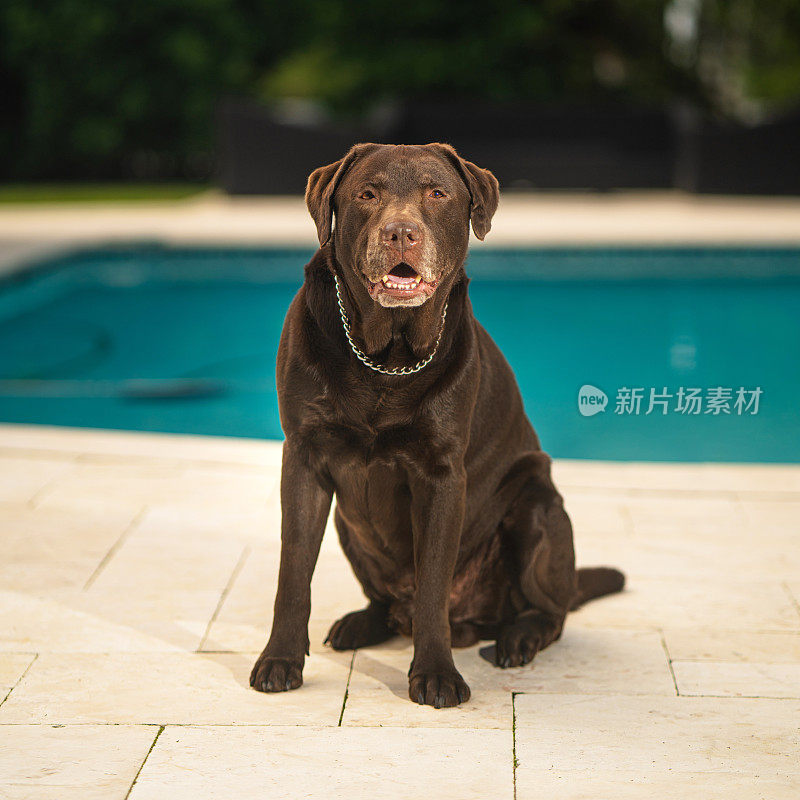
[0,183,209,204]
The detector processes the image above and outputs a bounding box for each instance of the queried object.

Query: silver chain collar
[333,275,448,375]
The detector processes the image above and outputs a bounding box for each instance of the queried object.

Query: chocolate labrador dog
[250,143,624,708]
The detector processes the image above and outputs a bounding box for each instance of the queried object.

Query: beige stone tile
[0,653,35,691]
[497,628,675,696]
[664,629,800,663]
[0,651,351,725]
[129,725,513,800]
[0,589,222,653]
[200,543,365,654]
[516,770,800,800]
[136,502,281,546]
[344,642,512,729]
[785,582,800,616]
[563,495,631,537]
[575,493,800,580]
[716,463,800,494]
[740,500,800,535]
[0,724,157,800]
[32,462,184,511]
[514,693,800,774]
[343,628,671,729]
[319,505,346,554]
[0,505,137,592]
[0,453,74,504]
[673,660,800,698]
[552,460,800,494]
[570,578,800,632]
[86,524,245,594]
[197,544,279,651]
[34,461,276,515]
[577,527,800,580]
[624,495,741,534]
[0,423,284,468]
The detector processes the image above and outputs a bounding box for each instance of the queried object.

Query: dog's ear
[428,143,500,240]
[305,143,381,246]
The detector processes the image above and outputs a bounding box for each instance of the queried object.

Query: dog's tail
[570,567,625,611]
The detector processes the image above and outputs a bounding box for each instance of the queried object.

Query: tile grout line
[0,653,38,710]
[124,724,164,800]
[781,581,800,622]
[337,651,356,727]
[82,506,148,592]
[659,630,680,696]
[511,691,519,800]
[22,453,82,509]
[196,544,251,653]
[26,475,67,510]
[619,502,635,537]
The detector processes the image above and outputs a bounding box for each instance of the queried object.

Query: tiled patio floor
[0,424,798,799]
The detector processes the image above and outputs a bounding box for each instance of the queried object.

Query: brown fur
[250,143,624,708]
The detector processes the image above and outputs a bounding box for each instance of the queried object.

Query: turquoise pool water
[1,245,798,462]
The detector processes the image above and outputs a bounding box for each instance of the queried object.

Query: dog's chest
[298,384,448,540]
[301,383,434,465]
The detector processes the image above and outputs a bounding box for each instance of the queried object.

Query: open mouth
[380,262,423,291]
[366,262,439,305]
[369,262,439,302]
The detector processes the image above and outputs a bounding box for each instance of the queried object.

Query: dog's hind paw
[495,611,563,668]
[324,604,395,651]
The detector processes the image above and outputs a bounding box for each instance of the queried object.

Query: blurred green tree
[670,0,800,122]
[262,0,689,112]
[1,0,799,181]
[0,0,308,179]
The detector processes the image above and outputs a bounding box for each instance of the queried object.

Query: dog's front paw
[249,653,303,693]
[408,668,471,708]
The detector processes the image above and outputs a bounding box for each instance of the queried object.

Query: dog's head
[306,143,499,308]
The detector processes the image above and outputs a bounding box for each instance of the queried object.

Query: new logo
[578,385,608,416]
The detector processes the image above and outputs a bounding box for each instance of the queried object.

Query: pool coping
[2,190,800,280]
[2,424,799,482]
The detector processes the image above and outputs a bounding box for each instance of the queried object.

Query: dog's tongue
[387,264,420,285]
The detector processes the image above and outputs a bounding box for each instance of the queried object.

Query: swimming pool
[1,245,798,462]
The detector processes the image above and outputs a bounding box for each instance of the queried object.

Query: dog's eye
[429,189,446,199]
[358,190,376,200]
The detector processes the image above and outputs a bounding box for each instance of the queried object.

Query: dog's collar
[333,275,448,376]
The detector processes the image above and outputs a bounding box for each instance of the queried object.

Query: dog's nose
[380,220,422,252]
